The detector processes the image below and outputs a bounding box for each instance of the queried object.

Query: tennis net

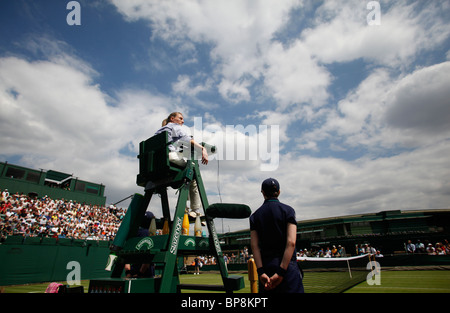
[298,254,373,293]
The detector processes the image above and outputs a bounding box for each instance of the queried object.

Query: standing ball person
[249,178,304,293]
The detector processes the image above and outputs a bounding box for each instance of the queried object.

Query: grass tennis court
[182,270,450,293]
[2,270,450,293]
[346,270,450,293]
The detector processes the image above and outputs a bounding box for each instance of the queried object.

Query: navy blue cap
[261,178,280,194]
[140,211,155,228]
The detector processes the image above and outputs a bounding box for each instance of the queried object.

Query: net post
[247,258,258,293]
[346,259,352,279]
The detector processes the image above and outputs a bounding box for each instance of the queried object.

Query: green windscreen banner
[0,236,111,286]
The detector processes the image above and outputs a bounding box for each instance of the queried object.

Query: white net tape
[298,253,370,262]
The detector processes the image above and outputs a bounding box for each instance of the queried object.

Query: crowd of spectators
[297,243,384,258]
[405,239,450,255]
[297,244,348,258]
[0,188,126,241]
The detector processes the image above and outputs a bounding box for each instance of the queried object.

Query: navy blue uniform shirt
[249,198,297,260]
[250,198,304,293]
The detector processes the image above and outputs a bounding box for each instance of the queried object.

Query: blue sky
[1,0,450,232]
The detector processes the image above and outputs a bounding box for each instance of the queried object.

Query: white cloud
[217,78,251,103]
[385,61,450,136]
[0,53,180,205]
[172,74,212,97]
[110,0,449,116]
[193,117,280,172]
[263,40,331,108]
[302,0,450,68]
[297,61,450,152]
[296,68,389,150]
[0,56,111,155]
[201,136,450,230]
[265,140,450,220]
[110,0,304,104]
